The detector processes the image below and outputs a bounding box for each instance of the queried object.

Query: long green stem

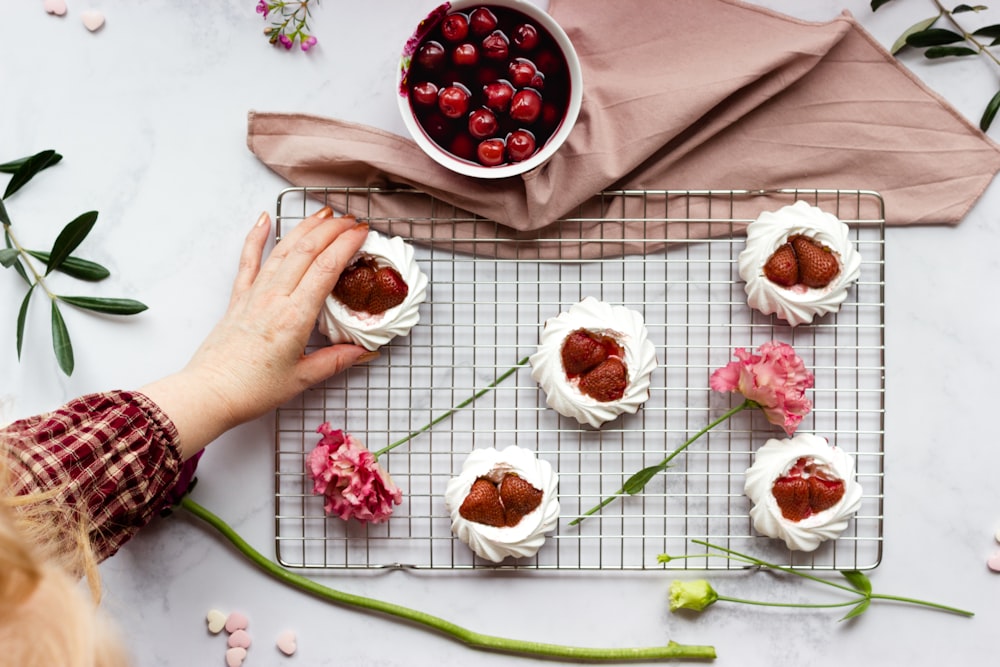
[3,223,52,297]
[373,356,530,458]
[570,401,752,526]
[179,497,716,662]
[934,0,1000,68]
[667,540,974,618]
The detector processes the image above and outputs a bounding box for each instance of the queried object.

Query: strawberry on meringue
[738,201,862,327]
[744,433,863,552]
[318,230,429,351]
[444,445,560,563]
[529,297,657,428]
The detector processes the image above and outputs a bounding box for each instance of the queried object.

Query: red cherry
[440,13,469,42]
[509,88,542,123]
[506,129,536,162]
[415,40,446,71]
[482,80,514,113]
[468,7,498,36]
[449,133,476,161]
[481,30,510,60]
[421,111,450,141]
[512,23,540,50]
[540,101,562,129]
[452,42,479,67]
[468,108,499,139]
[529,72,545,90]
[411,81,439,106]
[477,138,506,166]
[438,85,470,118]
[507,58,537,88]
[534,49,561,75]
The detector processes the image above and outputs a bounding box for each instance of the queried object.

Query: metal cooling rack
[273,187,885,571]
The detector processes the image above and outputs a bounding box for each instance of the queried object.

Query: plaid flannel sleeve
[1,390,184,561]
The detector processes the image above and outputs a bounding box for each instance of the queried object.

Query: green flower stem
[373,356,530,458]
[664,541,974,618]
[570,400,753,526]
[179,497,716,662]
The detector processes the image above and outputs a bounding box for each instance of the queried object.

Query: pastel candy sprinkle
[43,0,67,16]
[225,611,249,633]
[225,647,248,667]
[81,8,105,32]
[987,550,1000,573]
[227,629,252,649]
[276,629,298,656]
[206,609,227,634]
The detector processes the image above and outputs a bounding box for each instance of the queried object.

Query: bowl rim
[397,0,583,180]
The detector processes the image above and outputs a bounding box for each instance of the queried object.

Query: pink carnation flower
[709,341,814,436]
[306,423,403,523]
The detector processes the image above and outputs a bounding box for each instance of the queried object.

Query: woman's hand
[142,207,374,460]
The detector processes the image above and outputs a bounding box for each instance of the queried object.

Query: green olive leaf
[841,570,873,595]
[51,300,74,376]
[3,149,61,199]
[16,285,35,360]
[871,0,895,11]
[972,24,1000,39]
[0,150,62,175]
[0,197,11,226]
[840,599,871,621]
[891,15,940,54]
[906,27,967,47]
[27,250,110,281]
[953,4,988,12]
[0,247,18,267]
[924,45,979,57]
[58,295,148,315]
[980,89,1000,131]
[46,211,98,275]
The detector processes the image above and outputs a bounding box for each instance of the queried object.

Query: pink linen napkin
[247,0,1000,257]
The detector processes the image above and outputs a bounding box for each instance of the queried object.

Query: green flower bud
[669,579,719,612]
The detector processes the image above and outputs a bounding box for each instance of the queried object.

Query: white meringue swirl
[318,230,429,351]
[738,201,862,327]
[744,433,863,552]
[444,445,560,563]
[529,297,657,428]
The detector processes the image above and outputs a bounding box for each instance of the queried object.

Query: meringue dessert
[738,201,862,327]
[529,297,657,428]
[444,445,560,563]
[318,230,429,350]
[744,433,863,552]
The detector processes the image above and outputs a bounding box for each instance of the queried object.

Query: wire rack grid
[274,187,885,572]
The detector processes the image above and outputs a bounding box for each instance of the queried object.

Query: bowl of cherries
[398,0,583,179]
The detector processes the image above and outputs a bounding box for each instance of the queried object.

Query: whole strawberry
[578,357,628,402]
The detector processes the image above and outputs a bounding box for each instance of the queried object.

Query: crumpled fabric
[247,0,1000,258]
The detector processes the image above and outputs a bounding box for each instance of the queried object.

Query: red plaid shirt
[1,390,184,561]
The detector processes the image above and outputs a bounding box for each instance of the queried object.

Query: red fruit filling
[406,5,572,167]
[560,329,628,402]
[763,235,840,289]
[332,257,409,315]
[771,457,846,522]
[459,473,543,527]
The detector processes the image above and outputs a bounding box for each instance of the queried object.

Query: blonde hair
[0,443,131,667]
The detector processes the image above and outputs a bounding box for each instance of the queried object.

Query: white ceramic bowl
[397,0,583,179]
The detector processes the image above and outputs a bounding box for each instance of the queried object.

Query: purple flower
[301,35,317,51]
[279,33,293,49]
[255,0,269,18]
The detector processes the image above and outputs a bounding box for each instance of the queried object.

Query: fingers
[296,344,380,388]
[260,211,363,296]
[294,221,370,308]
[230,211,272,304]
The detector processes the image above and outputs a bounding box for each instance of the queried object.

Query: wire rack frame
[273,187,885,572]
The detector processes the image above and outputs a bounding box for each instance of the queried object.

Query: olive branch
[873,0,1000,130]
[0,150,147,376]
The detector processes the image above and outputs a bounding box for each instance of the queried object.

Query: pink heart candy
[81,8,104,32]
[987,550,1000,572]
[227,629,252,649]
[276,630,297,656]
[225,611,249,633]
[225,647,247,667]
[43,0,67,16]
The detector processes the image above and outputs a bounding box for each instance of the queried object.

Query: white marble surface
[2,0,999,665]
